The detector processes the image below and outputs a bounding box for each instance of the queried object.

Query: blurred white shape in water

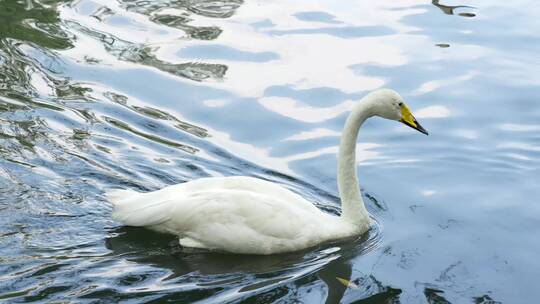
[496,142,540,152]
[498,123,540,132]
[258,97,354,123]
[453,129,478,139]
[505,153,532,161]
[285,143,381,164]
[29,70,54,96]
[209,128,293,174]
[412,71,477,95]
[285,128,341,141]
[203,99,230,107]
[422,190,436,196]
[414,105,451,118]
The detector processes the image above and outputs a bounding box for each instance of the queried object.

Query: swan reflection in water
[105,227,401,303]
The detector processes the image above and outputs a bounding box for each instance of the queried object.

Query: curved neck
[338,99,375,223]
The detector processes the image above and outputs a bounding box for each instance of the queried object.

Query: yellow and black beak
[400,104,429,135]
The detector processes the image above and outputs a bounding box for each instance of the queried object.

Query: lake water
[0,0,539,303]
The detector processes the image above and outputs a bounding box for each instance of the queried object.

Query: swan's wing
[112,175,321,213]
[112,198,174,227]
[108,188,181,227]
[164,189,328,254]
[178,176,322,214]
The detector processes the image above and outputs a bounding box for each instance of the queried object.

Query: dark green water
[0,0,538,303]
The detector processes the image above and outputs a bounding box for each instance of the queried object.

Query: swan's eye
[398,102,403,107]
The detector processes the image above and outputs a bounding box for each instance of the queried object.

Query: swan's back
[109,176,321,225]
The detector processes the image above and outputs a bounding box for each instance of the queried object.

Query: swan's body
[108,89,427,255]
[109,176,366,254]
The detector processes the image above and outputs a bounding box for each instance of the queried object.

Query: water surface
[0,0,539,303]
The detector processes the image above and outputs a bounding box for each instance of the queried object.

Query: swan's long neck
[338,99,375,224]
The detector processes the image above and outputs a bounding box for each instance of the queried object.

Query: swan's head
[370,89,428,135]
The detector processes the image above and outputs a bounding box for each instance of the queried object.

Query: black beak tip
[401,119,429,136]
[417,123,429,136]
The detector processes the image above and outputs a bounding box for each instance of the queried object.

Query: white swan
[107,89,428,255]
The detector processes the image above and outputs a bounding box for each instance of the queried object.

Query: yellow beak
[400,104,428,135]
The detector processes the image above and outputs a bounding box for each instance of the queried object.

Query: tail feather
[106,189,138,206]
[106,188,172,228]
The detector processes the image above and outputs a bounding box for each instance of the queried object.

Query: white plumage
[108,89,428,255]
[109,176,361,254]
